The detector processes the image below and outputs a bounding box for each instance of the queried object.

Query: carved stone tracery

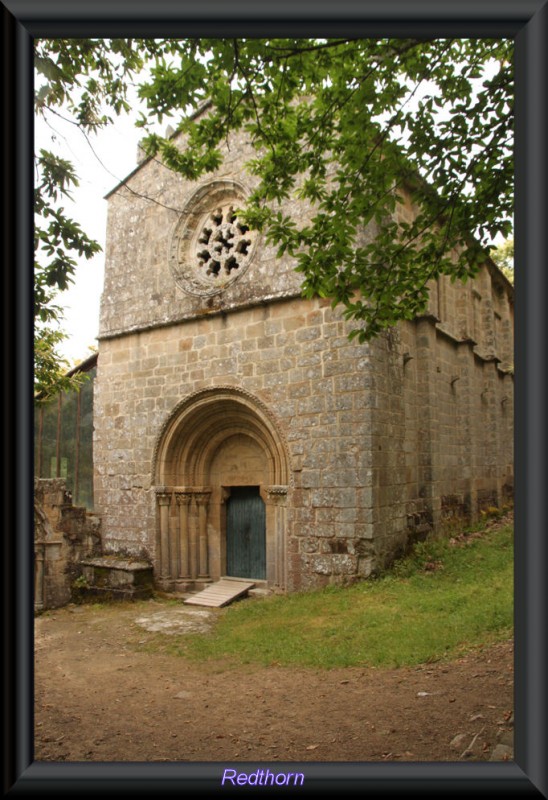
[196,204,253,279]
[170,181,257,297]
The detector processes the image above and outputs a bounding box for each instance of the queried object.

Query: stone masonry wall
[94,298,379,591]
[368,286,513,572]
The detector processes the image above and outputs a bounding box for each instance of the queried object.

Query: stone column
[195,492,211,578]
[35,542,45,612]
[266,485,288,589]
[174,491,192,579]
[188,495,199,580]
[156,488,172,581]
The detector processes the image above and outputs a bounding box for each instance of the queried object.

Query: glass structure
[34,356,97,510]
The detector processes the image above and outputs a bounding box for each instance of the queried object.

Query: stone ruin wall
[34,479,102,611]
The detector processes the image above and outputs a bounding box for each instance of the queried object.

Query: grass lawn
[165,520,513,670]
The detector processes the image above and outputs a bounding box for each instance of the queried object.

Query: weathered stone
[34,479,103,612]
[489,744,514,762]
[449,734,468,751]
[496,729,514,747]
[78,556,153,601]
[135,608,215,635]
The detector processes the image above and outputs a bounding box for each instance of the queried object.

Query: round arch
[152,387,291,592]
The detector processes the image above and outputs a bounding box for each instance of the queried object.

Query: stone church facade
[94,124,514,594]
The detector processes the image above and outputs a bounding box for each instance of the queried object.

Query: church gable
[99,128,304,340]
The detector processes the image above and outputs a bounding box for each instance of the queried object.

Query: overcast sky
[36,104,145,365]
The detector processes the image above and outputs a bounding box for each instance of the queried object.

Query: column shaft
[175,493,191,578]
[196,494,210,578]
[157,491,172,579]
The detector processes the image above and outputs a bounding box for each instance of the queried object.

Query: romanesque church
[92,119,513,594]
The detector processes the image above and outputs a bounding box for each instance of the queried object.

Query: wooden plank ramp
[184,578,255,608]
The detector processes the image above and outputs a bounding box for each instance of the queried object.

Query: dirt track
[35,599,513,763]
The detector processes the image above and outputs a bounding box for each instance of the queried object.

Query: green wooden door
[226,487,266,579]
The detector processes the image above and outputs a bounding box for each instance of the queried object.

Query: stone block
[77,557,154,601]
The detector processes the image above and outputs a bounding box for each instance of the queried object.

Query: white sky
[35,105,146,365]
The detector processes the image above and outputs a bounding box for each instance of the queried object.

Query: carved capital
[174,491,192,507]
[194,491,211,509]
[155,487,172,506]
[267,485,288,496]
[266,485,289,505]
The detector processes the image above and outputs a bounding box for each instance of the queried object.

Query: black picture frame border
[3,0,547,796]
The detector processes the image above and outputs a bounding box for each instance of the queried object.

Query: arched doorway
[153,388,290,592]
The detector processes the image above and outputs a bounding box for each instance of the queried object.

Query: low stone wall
[34,478,102,611]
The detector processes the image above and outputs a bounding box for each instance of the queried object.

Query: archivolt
[153,387,291,487]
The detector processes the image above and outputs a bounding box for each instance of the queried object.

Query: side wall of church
[366,264,514,571]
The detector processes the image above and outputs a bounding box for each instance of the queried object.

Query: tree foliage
[490,238,514,284]
[34,149,101,399]
[34,39,154,398]
[34,37,513,395]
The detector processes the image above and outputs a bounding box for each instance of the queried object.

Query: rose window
[170,181,257,297]
[196,205,252,279]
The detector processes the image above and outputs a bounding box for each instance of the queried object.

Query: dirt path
[34,599,513,763]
